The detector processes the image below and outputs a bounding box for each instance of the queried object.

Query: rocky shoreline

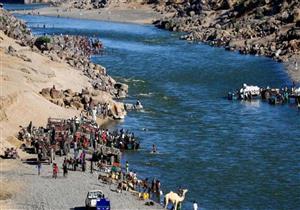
[152,0,300,81]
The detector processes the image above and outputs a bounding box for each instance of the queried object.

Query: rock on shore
[153,0,300,76]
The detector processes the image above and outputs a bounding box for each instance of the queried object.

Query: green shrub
[34,36,51,49]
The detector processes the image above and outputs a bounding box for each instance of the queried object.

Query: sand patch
[0,75,9,82]
[6,136,23,148]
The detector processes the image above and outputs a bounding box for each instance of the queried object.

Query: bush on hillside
[34,36,51,49]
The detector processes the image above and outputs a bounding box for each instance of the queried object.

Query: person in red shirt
[53,163,58,179]
[101,131,107,144]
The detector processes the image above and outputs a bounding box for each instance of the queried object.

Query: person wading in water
[125,161,129,174]
[152,144,157,153]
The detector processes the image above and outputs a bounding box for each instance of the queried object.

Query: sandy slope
[0,30,117,147]
[0,30,92,151]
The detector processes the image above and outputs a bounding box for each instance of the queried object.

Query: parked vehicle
[85,190,104,209]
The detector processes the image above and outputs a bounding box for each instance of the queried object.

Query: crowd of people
[18,117,140,162]
[13,117,196,210]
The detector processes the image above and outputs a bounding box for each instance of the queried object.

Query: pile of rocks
[40,86,127,118]
[40,86,107,110]
[153,0,300,63]
[0,8,34,46]
[33,34,121,94]
[65,0,110,9]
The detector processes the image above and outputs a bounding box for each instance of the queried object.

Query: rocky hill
[0,9,127,96]
[153,0,300,65]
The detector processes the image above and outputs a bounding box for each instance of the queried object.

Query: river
[9,9,300,209]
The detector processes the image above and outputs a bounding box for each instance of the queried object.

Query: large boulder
[40,88,51,98]
[50,88,63,99]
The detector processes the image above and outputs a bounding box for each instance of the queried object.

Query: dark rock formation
[153,0,300,63]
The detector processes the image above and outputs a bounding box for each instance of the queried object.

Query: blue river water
[10,10,300,209]
[3,3,48,11]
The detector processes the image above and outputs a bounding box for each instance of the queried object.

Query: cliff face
[153,0,300,64]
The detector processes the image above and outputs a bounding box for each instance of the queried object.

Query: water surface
[16,14,300,209]
[3,3,48,11]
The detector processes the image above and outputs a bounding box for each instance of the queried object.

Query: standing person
[125,161,129,174]
[53,163,58,179]
[36,161,42,176]
[63,159,68,177]
[193,201,198,210]
[90,157,93,174]
[82,160,86,172]
[92,107,97,122]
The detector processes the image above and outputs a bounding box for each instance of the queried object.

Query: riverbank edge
[13,6,300,83]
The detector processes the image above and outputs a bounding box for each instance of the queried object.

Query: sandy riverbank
[0,29,162,209]
[0,155,163,210]
[14,2,163,24]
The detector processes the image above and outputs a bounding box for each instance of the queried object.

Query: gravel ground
[0,156,163,210]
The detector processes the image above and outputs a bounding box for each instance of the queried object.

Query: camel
[165,189,188,210]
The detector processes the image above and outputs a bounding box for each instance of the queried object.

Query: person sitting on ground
[4,148,10,158]
[117,182,123,193]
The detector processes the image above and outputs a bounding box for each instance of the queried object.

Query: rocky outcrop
[41,86,98,109]
[153,0,300,63]
[50,0,110,9]
[0,9,34,46]
[40,86,126,118]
